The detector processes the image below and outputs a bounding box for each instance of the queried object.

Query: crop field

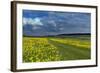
[23,35,91,63]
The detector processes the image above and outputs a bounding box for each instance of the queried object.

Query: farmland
[23,35,91,63]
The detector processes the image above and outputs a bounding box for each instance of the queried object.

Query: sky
[22,10,91,36]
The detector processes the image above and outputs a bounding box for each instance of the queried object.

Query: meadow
[23,35,91,63]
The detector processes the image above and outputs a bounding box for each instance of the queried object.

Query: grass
[23,35,91,63]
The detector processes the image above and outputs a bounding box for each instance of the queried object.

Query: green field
[23,35,91,63]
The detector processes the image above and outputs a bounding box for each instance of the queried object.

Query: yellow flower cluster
[23,37,61,62]
[50,38,90,49]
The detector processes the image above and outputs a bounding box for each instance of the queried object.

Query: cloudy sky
[22,10,91,36]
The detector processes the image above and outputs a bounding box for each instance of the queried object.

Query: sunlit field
[23,35,91,63]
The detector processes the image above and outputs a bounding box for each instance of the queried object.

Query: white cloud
[32,26,41,30]
[59,28,64,31]
[48,20,57,27]
[23,17,43,26]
